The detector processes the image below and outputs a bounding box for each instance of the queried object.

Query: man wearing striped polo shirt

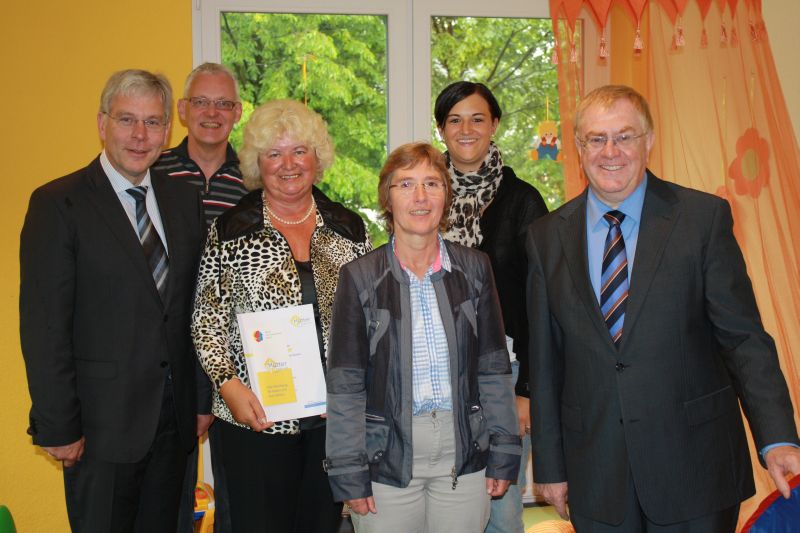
[155,62,247,533]
[155,62,247,228]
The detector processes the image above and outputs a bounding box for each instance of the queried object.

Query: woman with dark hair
[434,81,549,533]
[325,142,521,533]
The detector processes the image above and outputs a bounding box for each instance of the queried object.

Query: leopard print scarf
[443,142,504,248]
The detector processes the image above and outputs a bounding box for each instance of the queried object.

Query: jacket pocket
[561,402,582,432]
[684,385,737,426]
[367,309,390,357]
[365,412,390,464]
[468,404,490,451]
[75,358,117,379]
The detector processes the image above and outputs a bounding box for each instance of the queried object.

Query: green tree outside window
[221,12,563,245]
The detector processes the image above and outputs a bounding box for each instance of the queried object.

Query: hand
[346,496,377,515]
[516,396,531,437]
[43,437,86,468]
[486,478,511,497]
[196,414,215,436]
[219,378,273,431]
[765,445,800,498]
[538,481,569,520]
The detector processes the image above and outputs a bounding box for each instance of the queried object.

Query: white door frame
[190,0,586,151]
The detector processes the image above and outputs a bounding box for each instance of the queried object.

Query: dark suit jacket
[20,156,205,463]
[526,171,798,525]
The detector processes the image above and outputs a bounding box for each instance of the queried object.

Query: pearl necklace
[264,194,316,225]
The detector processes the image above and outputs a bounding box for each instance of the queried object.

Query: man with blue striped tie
[525,85,799,533]
[20,69,205,532]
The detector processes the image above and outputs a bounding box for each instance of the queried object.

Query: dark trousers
[217,420,342,533]
[176,420,232,533]
[571,473,740,533]
[63,380,188,533]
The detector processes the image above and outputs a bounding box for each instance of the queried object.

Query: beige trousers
[351,410,490,533]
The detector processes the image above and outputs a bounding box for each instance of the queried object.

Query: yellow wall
[0,1,191,529]
[1,0,798,530]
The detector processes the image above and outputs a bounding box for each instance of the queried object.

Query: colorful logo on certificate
[253,330,265,342]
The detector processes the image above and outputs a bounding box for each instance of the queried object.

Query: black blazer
[526,171,798,524]
[20,157,205,463]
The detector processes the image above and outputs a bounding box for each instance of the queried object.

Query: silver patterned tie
[126,186,169,300]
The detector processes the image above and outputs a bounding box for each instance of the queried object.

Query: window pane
[221,12,389,243]
[431,16,563,208]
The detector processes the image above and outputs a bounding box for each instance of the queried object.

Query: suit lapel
[557,192,617,350]
[84,157,164,307]
[620,173,679,346]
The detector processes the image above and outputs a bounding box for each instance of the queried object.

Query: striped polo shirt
[154,137,249,228]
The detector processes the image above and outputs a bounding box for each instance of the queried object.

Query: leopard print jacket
[192,187,371,434]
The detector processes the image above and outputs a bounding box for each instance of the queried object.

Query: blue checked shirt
[394,236,453,415]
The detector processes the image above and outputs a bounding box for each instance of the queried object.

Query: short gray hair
[183,62,240,100]
[99,69,173,122]
[239,99,335,191]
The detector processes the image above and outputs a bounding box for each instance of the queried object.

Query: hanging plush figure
[531,119,561,161]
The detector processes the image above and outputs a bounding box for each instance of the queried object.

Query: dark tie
[126,186,169,300]
[600,211,628,345]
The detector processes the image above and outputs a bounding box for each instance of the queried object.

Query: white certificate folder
[236,304,327,422]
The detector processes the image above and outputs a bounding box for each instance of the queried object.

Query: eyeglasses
[389,179,445,196]
[187,97,239,111]
[104,113,166,131]
[577,132,648,152]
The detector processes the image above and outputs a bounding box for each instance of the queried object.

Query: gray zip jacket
[324,240,521,502]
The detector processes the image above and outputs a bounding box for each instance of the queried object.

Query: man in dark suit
[19,69,205,532]
[526,85,800,532]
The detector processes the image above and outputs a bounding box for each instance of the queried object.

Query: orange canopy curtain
[549,0,800,529]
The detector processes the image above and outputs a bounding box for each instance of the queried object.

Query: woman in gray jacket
[324,142,521,533]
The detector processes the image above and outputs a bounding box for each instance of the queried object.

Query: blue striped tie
[126,186,169,300]
[600,211,628,346]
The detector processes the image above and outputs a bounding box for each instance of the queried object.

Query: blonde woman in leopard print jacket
[191,99,371,532]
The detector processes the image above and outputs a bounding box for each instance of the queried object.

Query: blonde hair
[238,99,335,191]
[574,85,653,134]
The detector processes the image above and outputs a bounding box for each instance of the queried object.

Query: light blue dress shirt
[393,235,453,415]
[586,174,647,301]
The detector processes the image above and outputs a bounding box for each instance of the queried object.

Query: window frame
[192,0,411,150]
[192,0,603,149]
